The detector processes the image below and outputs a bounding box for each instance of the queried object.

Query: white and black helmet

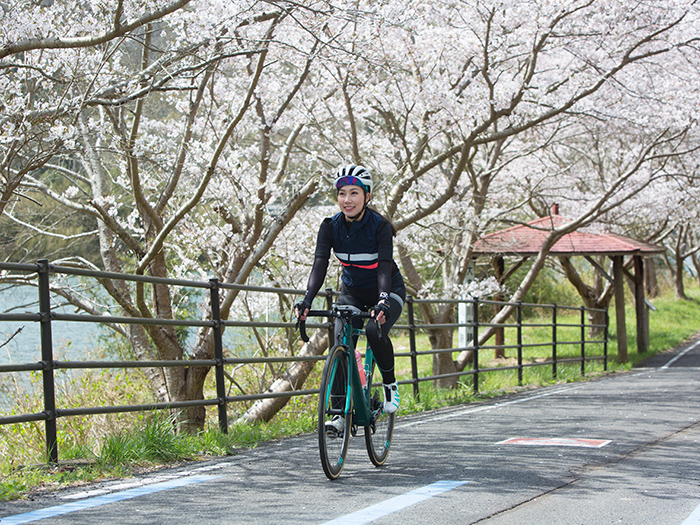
[333,164,373,195]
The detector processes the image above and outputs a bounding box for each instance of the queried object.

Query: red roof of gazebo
[472,213,664,257]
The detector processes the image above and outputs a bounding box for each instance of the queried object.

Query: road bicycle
[298,304,396,480]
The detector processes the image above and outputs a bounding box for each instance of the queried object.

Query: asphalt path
[2,337,700,525]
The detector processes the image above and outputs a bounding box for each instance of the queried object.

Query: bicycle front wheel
[318,344,353,480]
[364,361,396,466]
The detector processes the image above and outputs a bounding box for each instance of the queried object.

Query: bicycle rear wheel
[364,360,395,466]
[318,344,353,480]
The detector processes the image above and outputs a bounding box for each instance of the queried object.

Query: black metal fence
[0,260,608,463]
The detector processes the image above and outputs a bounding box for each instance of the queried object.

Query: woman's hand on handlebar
[370,299,390,325]
[294,300,312,343]
[294,300,311,321]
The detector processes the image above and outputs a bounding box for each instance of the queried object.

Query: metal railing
[0,260,608,463]
[400,297,608,400]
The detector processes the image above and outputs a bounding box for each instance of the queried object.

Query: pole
[407,297,420,402]
[209,279,228,434]
[37,260,58,463]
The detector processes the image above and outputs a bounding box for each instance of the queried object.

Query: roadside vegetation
[1,281,699,501]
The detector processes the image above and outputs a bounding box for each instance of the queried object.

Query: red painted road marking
[497,437,611,448]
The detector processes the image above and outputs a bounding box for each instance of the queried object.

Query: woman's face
[337,184,369,220]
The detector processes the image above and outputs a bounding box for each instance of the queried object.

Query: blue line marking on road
[319,480,470,525]
[0,475,221,524]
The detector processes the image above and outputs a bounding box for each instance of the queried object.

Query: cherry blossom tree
[0,0,344,431]
[4,0,700,425]
[292,0,700,384]
[0,0,195,217]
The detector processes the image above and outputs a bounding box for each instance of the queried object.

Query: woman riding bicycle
[295,164,406,416]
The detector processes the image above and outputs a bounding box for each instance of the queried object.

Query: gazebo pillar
[612,256,628,363]
[493,256,505,358]
[633,255,649,354]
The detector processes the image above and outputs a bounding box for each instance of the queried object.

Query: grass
[1,284,699,501]
[0,407,317,502]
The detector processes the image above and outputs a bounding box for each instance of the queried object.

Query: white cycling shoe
[383,382,400,414]
[325,415,345,436]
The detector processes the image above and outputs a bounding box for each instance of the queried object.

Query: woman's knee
[365,318,381,342]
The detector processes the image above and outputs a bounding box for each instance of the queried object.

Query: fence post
[473,298,479,394]
[580,306,586,376]
[517,301,523,386]
[604,309,609,371]
[552,304,558,380]
[209,279,228,434]
[407,296,420,402]
[37,259,58,463]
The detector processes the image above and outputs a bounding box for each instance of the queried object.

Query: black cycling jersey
[303,208,404,304]
[301,207,405,384]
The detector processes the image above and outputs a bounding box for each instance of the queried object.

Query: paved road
[2,338,700,524]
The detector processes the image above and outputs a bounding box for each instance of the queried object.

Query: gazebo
[472,206,665,358]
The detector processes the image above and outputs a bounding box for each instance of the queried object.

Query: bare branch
[0,0,194,60]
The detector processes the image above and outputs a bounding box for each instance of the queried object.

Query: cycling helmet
[333,164,372,195]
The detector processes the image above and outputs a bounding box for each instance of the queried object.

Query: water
[0,281,279,412]
[0,284,101,366]
[0,284,105,410]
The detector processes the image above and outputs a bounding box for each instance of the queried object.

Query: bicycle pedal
[351,424,358,437]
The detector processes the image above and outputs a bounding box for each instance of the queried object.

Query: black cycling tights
[335,293,404,385]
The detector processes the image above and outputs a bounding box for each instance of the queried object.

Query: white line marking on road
[682,501,700,525]
[0,475,221,525]
[397,385,585,430]
[662,339,700,369]
[319,480,470,525]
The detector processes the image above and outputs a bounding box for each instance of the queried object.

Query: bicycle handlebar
[296,307,376,343]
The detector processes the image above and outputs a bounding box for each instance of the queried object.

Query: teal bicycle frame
[336,321,377,428]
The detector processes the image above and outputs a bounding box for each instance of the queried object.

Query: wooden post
[633,255,649,354]
[493,256,505,359]
[612,256,628,363]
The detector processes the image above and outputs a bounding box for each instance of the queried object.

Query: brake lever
[372,312,384,344]
[376,318,384,344]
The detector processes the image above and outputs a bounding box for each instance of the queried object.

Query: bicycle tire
[364,359,395,466]
[318,344,353,480]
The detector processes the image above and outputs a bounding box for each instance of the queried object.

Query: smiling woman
[337,185,368,222]
[294,164,406,416]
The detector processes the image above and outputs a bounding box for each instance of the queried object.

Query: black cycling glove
[371,293,390,319]
[294,299,312,318]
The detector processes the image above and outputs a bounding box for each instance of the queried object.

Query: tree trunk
[428,326,458,388]
[396,244,460,388]
[674,226,688,300]
[558,256,612,338]
[645,257,659,298]
[633,256,649,354]
[493,256,505,359]
[675,249,687,300]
